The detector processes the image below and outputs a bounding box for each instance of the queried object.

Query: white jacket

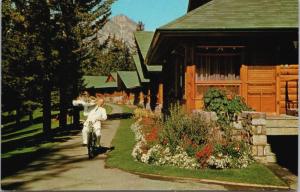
[72,99,96,116]
[85,106,107,130]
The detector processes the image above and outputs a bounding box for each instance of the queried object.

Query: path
[1,104,228,190]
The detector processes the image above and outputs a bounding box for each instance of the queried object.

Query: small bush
[131,101,254,170]
[159,103,214,153]
[203,88,251,136]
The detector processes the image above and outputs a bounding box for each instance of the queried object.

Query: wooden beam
[240,64,248,103]
[276,65,281,114]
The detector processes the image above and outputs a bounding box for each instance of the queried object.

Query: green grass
[106,109,286,186]
[104,104,113,114]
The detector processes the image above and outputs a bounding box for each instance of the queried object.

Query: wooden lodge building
[144,0,298,115]
[133,31,163,110]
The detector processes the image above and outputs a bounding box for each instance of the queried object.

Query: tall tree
[84,35,135,76]
[55,0,114,128]
[2,0,39,127]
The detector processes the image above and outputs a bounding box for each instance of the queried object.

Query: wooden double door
[246,66,276,113]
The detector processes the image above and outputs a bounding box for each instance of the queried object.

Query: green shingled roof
[117,71,140,89]
[160,0,298,30]
[145,65,162,72]
[83,75,118,89]
[83,76,107,88]
[134,31,155,59]
[109,72,117,81]
[134,31,163,72]
[133,54,150,83]
[99,81,118,88]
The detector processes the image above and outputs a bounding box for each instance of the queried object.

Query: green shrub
[203,88,251,136]
[159,103,214,155]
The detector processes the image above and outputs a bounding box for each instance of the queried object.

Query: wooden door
[247,66,276,113]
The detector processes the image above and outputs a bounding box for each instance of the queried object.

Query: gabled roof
[117,71,140,89]
[106,72,117,82]
[134,31,155,59]
[187,0,211,12]
[133,54,150,83]
[83,76,107,88]
[160,0,298,30]
[134,31,163,72]
[145,65,162,72]
[99,81,118,88]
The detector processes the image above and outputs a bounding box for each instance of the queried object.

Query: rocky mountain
[97,14,138,49]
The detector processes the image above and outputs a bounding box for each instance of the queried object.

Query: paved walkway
[1,104,227,190]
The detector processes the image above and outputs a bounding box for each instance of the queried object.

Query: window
[194,47,243,101]
[196,47,242,82]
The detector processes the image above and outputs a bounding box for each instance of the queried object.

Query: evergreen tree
[55,0,114,128]
[2,0,114,133]
[84,35,135,76]
[2,0,41,127]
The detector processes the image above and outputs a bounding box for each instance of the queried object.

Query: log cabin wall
[278,64,298,114]
[156,34,297,115]
[244,44,278,114]
[245,40,298,115]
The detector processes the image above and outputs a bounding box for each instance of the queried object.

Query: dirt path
[1,104,227,190]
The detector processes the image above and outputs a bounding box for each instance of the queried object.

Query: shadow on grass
[1,124,81,179]
[2,128,41,141]
[2,113,58,135]
[107,113,133,120]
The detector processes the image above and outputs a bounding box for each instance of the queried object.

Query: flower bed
[131,105,254,170]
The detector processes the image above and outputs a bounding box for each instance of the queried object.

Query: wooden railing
[285,79,298,116]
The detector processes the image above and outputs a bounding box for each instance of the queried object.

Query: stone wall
[193,110,276,163]
[240,111,276,163]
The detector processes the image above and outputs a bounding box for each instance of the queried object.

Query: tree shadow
[2,114,58,135]
[107,113,133,120]
[2,148,93,190]
[1,124,81,178]
[2,128,41,141]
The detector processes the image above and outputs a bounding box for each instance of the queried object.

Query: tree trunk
[73,82,80,129]
[43,81,52,135]
[15,107,21,129]
[29,111,33,125]
[59,84,68,129]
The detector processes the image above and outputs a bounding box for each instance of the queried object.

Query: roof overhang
[145,28,298,65]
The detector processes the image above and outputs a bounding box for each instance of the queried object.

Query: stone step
[266,154,277,163]
[266,118,298,128]
[265,144,277,163]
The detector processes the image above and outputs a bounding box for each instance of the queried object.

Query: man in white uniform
[72,91,96,117]
[82,97,107,147]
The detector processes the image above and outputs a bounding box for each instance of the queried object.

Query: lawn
[106,107,286,187]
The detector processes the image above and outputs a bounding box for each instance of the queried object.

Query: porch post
[184,45,195,112]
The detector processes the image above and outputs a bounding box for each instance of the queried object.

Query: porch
[266,115,298,136]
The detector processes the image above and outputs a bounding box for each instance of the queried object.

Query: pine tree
[55,0,114,128]
[2,0,40,128]
[84,35,135,76]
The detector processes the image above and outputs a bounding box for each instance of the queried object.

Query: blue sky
[111,0,188,31]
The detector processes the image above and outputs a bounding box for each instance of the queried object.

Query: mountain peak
[97,15,138,49]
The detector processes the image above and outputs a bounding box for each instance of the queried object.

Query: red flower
[195,144,213,168]
[145,127,158,142]
[195,144,213,159]
[162,138,168,145]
